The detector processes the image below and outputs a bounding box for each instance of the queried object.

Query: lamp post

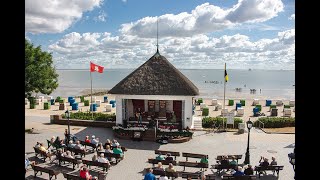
[65,109,71,144]
[244,118,253,165]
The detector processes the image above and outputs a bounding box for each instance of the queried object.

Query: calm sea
[49,69,295,100]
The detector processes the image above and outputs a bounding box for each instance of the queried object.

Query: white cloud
[25,0,103,34]
[94,10,107,22]
[120,0,284,38]
[49,29,294,70]
[289,14,295,20]
[122,0,127,3]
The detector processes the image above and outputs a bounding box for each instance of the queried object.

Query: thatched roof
[109,51,199,96]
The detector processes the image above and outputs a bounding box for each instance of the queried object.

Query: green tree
[25,39,59,98]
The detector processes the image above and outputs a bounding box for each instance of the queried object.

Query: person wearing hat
[91,135,99,145]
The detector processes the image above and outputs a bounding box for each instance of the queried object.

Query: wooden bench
[56,155,81,170]
[222,175,257,179]
[66,146,86,157]
[82,159,110,172]
[182,152,208,161]
[31,164,60,180]
[181,171,203,179]
[178,161,208,171]
[211,164,240,175]
[47,139,63,150]
[216,155,242,163]
[155,150,180,160]
[63,173,86,180]
[110,146,128,152]
[33,147,51,162]
[79,140,97,152]
[205,174,217,180]
[254,165,284,177]
[147,158,177,167]
[152,169,179,178]
[103,152,122,164]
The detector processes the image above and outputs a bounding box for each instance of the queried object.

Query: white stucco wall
[113,95,194,129]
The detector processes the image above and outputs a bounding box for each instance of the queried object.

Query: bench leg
[34,170,38,177]
[73,163,75,170]
[49,174,52,180]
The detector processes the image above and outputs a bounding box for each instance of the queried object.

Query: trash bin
[104,96,108,103]
[253,107,259,116]
[90,103,97,111]
[72,102,78,110]
[44,102,50,110]
[271,108,278,116]
[84,100,90,106]
[229,99,234,106]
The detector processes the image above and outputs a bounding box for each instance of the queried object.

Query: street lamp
[244,118,253,165]
[65,109,71,143]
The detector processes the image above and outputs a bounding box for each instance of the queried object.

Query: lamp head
[247,118,253,129]
[65,110,70,118]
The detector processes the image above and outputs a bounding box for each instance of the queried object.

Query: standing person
[136,108,142,124]
[144,168,156,180]
[260,89,261,94]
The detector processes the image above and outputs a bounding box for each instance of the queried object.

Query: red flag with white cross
[90,62,104,73]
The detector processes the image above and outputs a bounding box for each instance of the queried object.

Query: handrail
[255,120,264,129]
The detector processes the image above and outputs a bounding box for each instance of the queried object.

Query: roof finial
[156,17,159,54]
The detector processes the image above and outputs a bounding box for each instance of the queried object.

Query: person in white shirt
[91,135,99,145]
[97,153,111,166]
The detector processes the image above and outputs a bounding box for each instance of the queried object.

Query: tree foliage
[25,39,59,98]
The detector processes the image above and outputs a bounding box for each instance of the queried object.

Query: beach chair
[237,108,244,117]
[39,96,45,102]
[200,103,206,110]
[252,99,259,106]
[221,108,228,116]
[95,100,101,107]
[212,99,218,106]
[106,104,112,112]
[276,100,283,106]
[35,99,41,105]
[284,109,291,117]
[47,96,53,101]
[289,100,295,107]
[215,103,222,111]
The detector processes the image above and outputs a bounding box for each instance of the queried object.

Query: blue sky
[26,0,295,70]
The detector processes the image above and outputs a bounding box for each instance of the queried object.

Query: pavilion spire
[156,17,159,54]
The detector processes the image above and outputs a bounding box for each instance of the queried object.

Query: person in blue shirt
[233,166,245,176]
[144,168,156,180]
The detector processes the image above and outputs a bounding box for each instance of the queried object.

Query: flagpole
[223,63,226,130]
[90,69,93,119]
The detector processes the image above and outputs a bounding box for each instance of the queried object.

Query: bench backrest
[155,150,180,157]
[152,169,179,178]
[205,174,216,180]
[254,165,284,171]
[79,140,97,148]
[212,164,238,170]
[66,147,85,154]
[182,152,208,159]
[222,175,257,179]
[181,172,203,179]
[178,161,208,168]
[148,158,177,165]
[58,156,79,163]
[103,153,121,159]
[32,165,58,175]
[82,159,110,168]
[63,173,86,180]
[216,155,242,160]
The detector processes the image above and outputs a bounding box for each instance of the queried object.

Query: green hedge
[202,107,209,116]
[254,117,295,128]
[202,117,243,129]
[61,111,116,121]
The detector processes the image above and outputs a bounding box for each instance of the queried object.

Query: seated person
[144,168,156,180]
[165,163,176,172]
[165,153,173,161]
[65,150,74,159]
[34,142,41,149]
[233,166,244,176]
[104,139,111,148]
[74,140,85,150]
[97,153,111,165]
[155,153,165,160]
[54,136,66,148]
[229,156,238,165]
[104,145,115,162]
[159,173,169,180]
[153,162,165,171]
[200,156,209,164]
[112,139,120,147]
[80,165,97,180]
[97,143,104,152]
[67,140,76,148]
[25,154,35,173]
[91,135,99,145]
[220,155,230,166]
[259,156,270,166]
[92,154,98,161]
[39,143,52,159]
[270,157,277,165]
[244,164,254,175]
[113,145,124,159]
[85,136,91,143]
[50,136,55,145]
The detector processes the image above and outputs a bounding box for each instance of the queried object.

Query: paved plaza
[25,116,295,180]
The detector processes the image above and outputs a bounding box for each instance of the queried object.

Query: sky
[25,0,295,70]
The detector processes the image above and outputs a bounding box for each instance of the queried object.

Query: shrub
[84,100,89,106]
[30,103,35,109]
[197,98,203,104]
[202,117,243,129]
[254,117,295,128]
[202,108,209,116]
[80,96,85,102]
[61,111,116,121]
